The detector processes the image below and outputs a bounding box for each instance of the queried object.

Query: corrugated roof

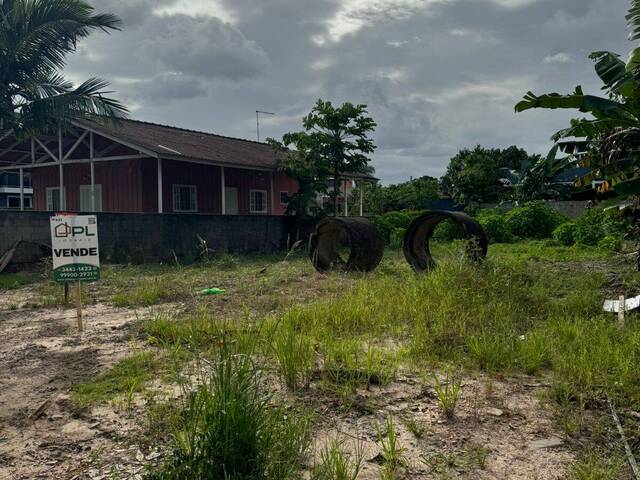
[75,117,281,169]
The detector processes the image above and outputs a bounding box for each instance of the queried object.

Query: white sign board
[50,215,100,282]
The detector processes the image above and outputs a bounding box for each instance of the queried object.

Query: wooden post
[58,128,64,210]
[64,283,69,304]
[90,132,96,212]
[618,294,625,328]
[220,166,226,215]
[76,281,83,332]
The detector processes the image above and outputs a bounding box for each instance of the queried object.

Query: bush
[147,345,311,480]
[505,201,566,239]
[478,213,514,244]
[371,210,423,245]
[552,222,577,246]
[572,209,605,246]
[598,235,622,252]
[432,219,463,242]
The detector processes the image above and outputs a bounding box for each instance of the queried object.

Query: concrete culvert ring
[309,217,385,273]
[403,210,488,273]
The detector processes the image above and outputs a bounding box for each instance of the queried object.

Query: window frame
[279,190,289,206]
[172,184,198,213]
[6,195,20,209]
[46,187,66,211]
[249,189,268,214]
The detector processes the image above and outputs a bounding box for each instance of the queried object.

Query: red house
[0,118,373,216]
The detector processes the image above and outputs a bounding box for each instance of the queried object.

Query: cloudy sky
[68,0,631,183]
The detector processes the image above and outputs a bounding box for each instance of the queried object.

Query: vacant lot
[1,242,638,479]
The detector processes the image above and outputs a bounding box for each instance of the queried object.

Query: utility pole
[256,110,275,142]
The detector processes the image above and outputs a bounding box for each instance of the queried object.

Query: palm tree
[515,0,640,196]
[0,0,128,138]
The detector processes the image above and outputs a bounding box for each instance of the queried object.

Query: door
[225,187,239,215]
[80,184,103,212]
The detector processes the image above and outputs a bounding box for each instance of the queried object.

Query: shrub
[147,345,311,479]
[432,219,464,242]
[371,210,423,245]
[598,235,622,252]
[572,209,605,246]
[505,201,566,239]
[478,213,514,244]
[553,222,577,246]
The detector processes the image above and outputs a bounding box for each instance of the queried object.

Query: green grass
[0,273,33,290]
[311,438,364,480]
[72,351,160,407]
[51,241,640,477]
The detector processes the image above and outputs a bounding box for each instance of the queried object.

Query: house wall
[30,159,299,215]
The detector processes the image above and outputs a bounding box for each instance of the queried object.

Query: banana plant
[515,0,640,196]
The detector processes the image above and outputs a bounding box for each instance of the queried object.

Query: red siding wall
[32,159,146,212]
[31,159,298,215]
[161,160,222,214]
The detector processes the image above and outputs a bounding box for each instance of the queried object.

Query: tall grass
[146,341,312,480]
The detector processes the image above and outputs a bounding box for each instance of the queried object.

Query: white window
[80,184,103,212]
[279,191,289,206]
[249,190,268,214]
[46,187,66,211]
[173,184,197,212]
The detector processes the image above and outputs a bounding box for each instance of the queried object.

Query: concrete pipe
[403,210,488,273]
[309,217,385,273]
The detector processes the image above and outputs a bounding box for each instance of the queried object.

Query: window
[7,196,20,208]
[279,191,289,206]
[46,187,66,211]
[80,185,103,212]
[249,190,267,214]
[173,185,197,212]
[24,196,32,209]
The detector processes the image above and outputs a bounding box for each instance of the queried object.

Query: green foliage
[477,212,515,243]
[371,210,422,245]
[73,352,159,407]
[433,370,462,419]
[147,345,312,480]
[351,176,440,215]
[441,145,541,205]
[112,278,170,307]
[375,415,406,478]
[0,273,33,290]
[516,2,640,195]
[0,0,128,136]
[553,222,577,246]
[311,439,364,480]
[432,219,464,242]
[274,317,315,391]
[505,201,566,239]
[598,235,622,252]
[269,99,376,216]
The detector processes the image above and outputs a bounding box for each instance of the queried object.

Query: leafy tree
[269,99,376,216]
[0,0,128,137]
[350,175,440,215]
[515,0,640,196]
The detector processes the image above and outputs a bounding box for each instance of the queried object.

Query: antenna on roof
[256,110,275,142]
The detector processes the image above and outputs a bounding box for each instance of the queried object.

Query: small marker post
[618,294,626,328]
[76,281,83,332]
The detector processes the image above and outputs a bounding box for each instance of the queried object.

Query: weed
[433,371,462,420]
[311,438,364,480]
[112,278,170,307]
[273,318,315,390]
[73,352,160,407]
[568,451,624,480]
[402,416,430,439]
[375,415,406,478]
[146,342,312,480]
[422,443,488,474]
[0,273,32,290]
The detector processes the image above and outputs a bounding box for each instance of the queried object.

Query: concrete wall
[480,200,591,219]
[0,211,292,268]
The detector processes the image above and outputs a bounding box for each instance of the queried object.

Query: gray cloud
[66,0,631,183]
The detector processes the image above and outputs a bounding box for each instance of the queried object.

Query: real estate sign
[50,215,100,282]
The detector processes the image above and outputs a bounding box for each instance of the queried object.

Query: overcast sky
[68,0,631,183]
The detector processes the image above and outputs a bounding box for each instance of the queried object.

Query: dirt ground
[0,287,574,480]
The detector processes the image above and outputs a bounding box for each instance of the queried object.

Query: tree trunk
[333,165,339,217]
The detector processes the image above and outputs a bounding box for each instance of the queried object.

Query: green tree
[270,99,376,216]
[351,176,440,215]
[515,0,640,196]
[441,146,502,205]
[0,0,128,137]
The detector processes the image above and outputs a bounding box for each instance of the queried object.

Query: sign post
[50,215,100,332]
